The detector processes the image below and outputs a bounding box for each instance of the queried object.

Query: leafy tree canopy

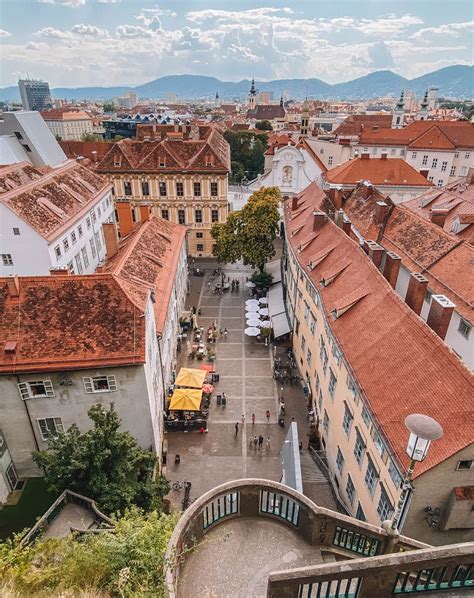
[255,120,273,131]
[102,101,116,113]
[33,404,169,515]
[212,186,280,271]
[223,130,268,183]
[81,132,104,142]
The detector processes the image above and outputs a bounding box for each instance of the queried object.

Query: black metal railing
[333,525,381,557]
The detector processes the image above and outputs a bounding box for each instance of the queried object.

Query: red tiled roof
[104,215,186,334]
[359,121,474,149]
[284,195,474,478]
[247,104,286,120]
[41,110,92,121]
[0,274,146,373]
[60,140,114,163]
[333,114,392,137]
[325,156,433,187]
[0,161,111,242]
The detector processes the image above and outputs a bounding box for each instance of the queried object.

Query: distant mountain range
[1,66,472,102]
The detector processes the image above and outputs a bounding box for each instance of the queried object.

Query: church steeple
[392,90,405,129]
[248,77,257,111]
[417,90,429,121]
[300,97,310,136]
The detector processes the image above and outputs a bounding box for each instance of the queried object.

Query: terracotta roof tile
[247,104,286,120]
[284,195,474,478]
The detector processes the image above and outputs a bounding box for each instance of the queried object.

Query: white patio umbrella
[245,299,260,307]
[259,308,269,316]
[245,305,259,313]
[244,327,260,337]
[246,318,263,327]
[258,297,268,305]
[245,281,256,288]
[260,320,272,328]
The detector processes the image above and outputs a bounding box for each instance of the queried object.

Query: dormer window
[159,157,166,167]
[113,155,122,167]
[205,154,214,167]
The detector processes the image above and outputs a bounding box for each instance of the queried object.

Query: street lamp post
[390,413,443,531]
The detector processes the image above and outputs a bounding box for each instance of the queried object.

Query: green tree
[81,132,104,142]
[212,186,280,271]
[223,130,269,183]
[230,160,245,183]
[33,404,169,514]
[102,101,116,113]
[255,120,273,131]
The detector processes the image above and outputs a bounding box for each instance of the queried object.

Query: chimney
[361,153,370,160]
[291,196,299,210]
[312,211,327,232]
[49,266,70,276]
[91,150,98,163]
[430,208,449,228]
[333,187,343,210]
[374,201,389,226]
[380,152,388,160]
[6,276,19,298]
[342,218,352,236]
[139,205,151,222]
[360,182,373,199]
[383,251,401,289]
[426,295,456,340]
[405,272,428,315]
[367,241,384,269]
[361,239,369,254]
[102,222,119,260]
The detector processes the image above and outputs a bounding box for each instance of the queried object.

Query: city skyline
[0,1,473,88]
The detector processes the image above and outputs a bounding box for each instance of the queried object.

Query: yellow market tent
[169,388,202,411]
[175,367,206,389]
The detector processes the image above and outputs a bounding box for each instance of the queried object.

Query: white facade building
[42,110,94,141]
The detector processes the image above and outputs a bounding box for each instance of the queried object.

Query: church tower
[392,91,405,129]
[248,78,257,111]
[417,90,429,121]
[300,98,310,136]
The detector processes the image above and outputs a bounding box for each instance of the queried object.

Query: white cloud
[25,42,46,50]
[0,29,12,38]
[97,0,121,3]
[115,25,155,38]
[351,41,395,68]
[38,0,86,6]
[36,27,72,39]
[412,20,474,40]
[71,24,109,36]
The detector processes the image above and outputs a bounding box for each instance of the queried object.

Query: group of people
[230,278,240,291]
[250,434,271,451]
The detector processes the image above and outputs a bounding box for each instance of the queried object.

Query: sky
[0,0,473,88]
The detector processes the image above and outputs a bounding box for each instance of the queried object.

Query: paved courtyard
[165,262,335,512]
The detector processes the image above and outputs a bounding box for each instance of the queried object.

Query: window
[63,238,69,252]
[210,182,218,196]
[1,253,13,266]
[37,417,63,441]
[388,459,403,488]
[454,151,459,158]
[332,344,342,366]
[372,428,387,461]
[356,503,366,522]
[176,182,184,197]
[124,181,132,196]
[346,475,356,506]
[197,243,204,252]
[178,209,186,225]
[196,232,203,239]
[158,182,167,197]
[67,261,74,273]
[141,181,150,196]
[75,253,83,274]
[457,460,473,471]
[24,144,31,152]
[89,238,96,258]
[441,161,447,172]
[97,206,101,218]
[365,455,379,496]
[193,182,201,197]
[6,463,20,491]
[318,388,323,411]
[71,230,77,245]
[306,347,312,367]
[328,156,333,166]
[458,319,471,339]
[294,318,300,336]
[390,148,396,156]
[336,447,345,474]
[81,247,89,268]
[161,208,169,220]
[309,313,316,335]
[328,368,337,398]
[94,231,101,251]
[13,227,20,235]
[342,403,353,437]
[354,429,366,465]
[461,166,467,176]
[322,410,329,432]
[432,158,438,169]
[436,179,443,187]
[14,131,23,140]
[320,338,328,374]
[91,209,97,223]
[428,176,434,182]
[195,209,203,223]
[347,376,359,402]
[377,485,394,521]
[83,375,117,393]
[159,157,166,167]
[78,224,83,238]
[211,209,219,223]
[301,335,306,353]
[411,152,417,159]
[86,216,91,230]
[18,380,54,400]
[422,155,428,166]
[465,152,470,159]
[450,166,456,176]
[54,245,61,260]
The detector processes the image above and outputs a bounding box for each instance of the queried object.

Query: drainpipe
[156,333,167,412]
[16,375,40,454]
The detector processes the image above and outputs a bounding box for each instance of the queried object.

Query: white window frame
[83,375,117,394]
[18,380,55,400]
[37,417,64,441]
[2,254,13,266]
[81,246,89,268]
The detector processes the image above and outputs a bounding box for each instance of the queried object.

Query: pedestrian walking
[234,422,239,436]
[252,413,255,425]
[208,281,211,289]
[280,387,284,401]
[253,435,258,450]
[266,437,271,451]
[266,410,271,424]
[249,436,254,447]
[224,328,228,338]
[258,435,264,449]
[241,414,245,424]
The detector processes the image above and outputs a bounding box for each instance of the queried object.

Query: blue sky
[1,0,472,88]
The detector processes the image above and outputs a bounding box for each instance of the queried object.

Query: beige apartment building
[96,124,230,257]
[282,188,473,546]
[40,110,94,141]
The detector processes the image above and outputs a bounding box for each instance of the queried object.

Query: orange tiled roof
[0,161,111,242]
[246,104,285,120]
[284,195,474,478]
[325,156,433,187]
[0,274,146,373]
[60,140,114,163]
[333,114,392,137]
[104,215,186,334]
[41,109,92,121]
